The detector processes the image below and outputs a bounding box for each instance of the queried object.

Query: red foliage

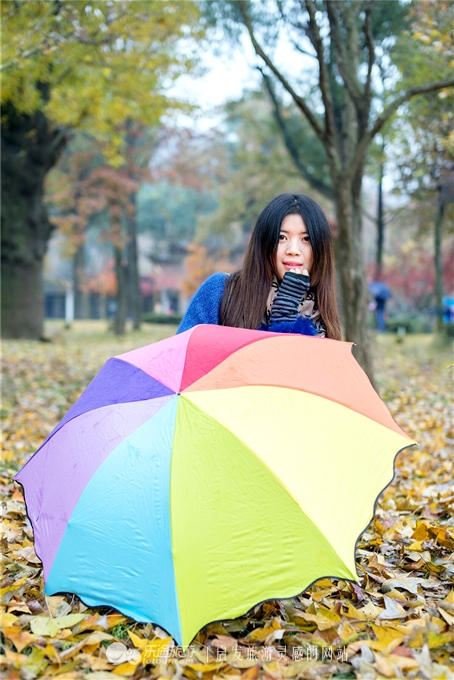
[82,260,117,297]
[367,240,454,308]
[182,244,233,297]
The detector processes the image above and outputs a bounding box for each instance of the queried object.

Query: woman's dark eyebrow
[280,228,309,234]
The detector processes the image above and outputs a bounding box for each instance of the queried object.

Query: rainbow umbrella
[16,325,414,647]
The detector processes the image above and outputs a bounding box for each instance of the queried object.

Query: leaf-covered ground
[2,322,453,680]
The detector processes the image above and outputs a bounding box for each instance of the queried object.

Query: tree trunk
[2,258,45,338]
[100,293,107,319]
[434,189,445,333]
[375,163,384,281]
[114,245,128,335]
[334,177,375,386]
[73,244,89,319]
[1,102,67,338]
[127,200,141,331]
[330,84,376,384]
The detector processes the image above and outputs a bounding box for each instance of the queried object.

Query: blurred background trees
[201,0,453,380]
[389,0,454,332]
[2,0,453,380]
[1,0,202,338]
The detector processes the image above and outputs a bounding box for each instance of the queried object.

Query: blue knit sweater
[177,272,318,336]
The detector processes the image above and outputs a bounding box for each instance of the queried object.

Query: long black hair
[219,193,341,339]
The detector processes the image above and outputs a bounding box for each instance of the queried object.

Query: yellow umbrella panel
[171,385,413,647]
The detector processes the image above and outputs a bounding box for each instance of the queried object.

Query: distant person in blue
[177,193,342,340]
[369,280,392,332]
[442,296,454,324]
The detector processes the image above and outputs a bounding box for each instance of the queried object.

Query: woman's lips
[283,262,302,268]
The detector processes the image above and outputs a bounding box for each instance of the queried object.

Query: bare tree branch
[277,0,318,55]
[259,68,333,199]
[49,126,69,156]
[362,204,406,227]
[237,0,325,142]
[363,1,375,113]
[304,0,336,146]
[325,1,362,110]
[290,38,318,60]
[348,80,454,180]
[281,17,320,57]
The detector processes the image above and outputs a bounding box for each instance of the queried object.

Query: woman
[178,193,341,340]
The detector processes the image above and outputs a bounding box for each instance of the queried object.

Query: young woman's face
[274,213,313,281]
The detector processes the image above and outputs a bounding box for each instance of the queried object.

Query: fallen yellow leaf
[343,602,367,620]
[29,613,87,637]
[106,614,129,629]
[3,649,28,667]
[127,630,148,650]
[337,619,357,641]
[427,631,454,649]
[42,643,60,662]
[366,624,404,654]
[240,666,260,680]
[77,613,104,631]
[21,647,48,676]
[6,602,31,614]
[45,595,71,618]
[407,540,424,551]
[411,522,430,541]
[247,625,279,641]
[78,652,113,672]
[111,661,139,676]
[3,626,39,652]
[388,653,419,671]
[444,590,454,605]
[0,576,27,599]
[373,652,397,678]
[2,612,19,627]
[186,661,226,672]
[438,606,454,626]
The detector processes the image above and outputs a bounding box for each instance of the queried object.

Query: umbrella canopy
[16,325,414,647]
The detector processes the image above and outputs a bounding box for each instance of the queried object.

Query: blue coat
[177,273,318,336]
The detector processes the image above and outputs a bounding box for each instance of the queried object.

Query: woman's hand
[288,267,309,276]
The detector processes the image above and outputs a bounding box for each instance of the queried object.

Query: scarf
[265,275,326,336]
